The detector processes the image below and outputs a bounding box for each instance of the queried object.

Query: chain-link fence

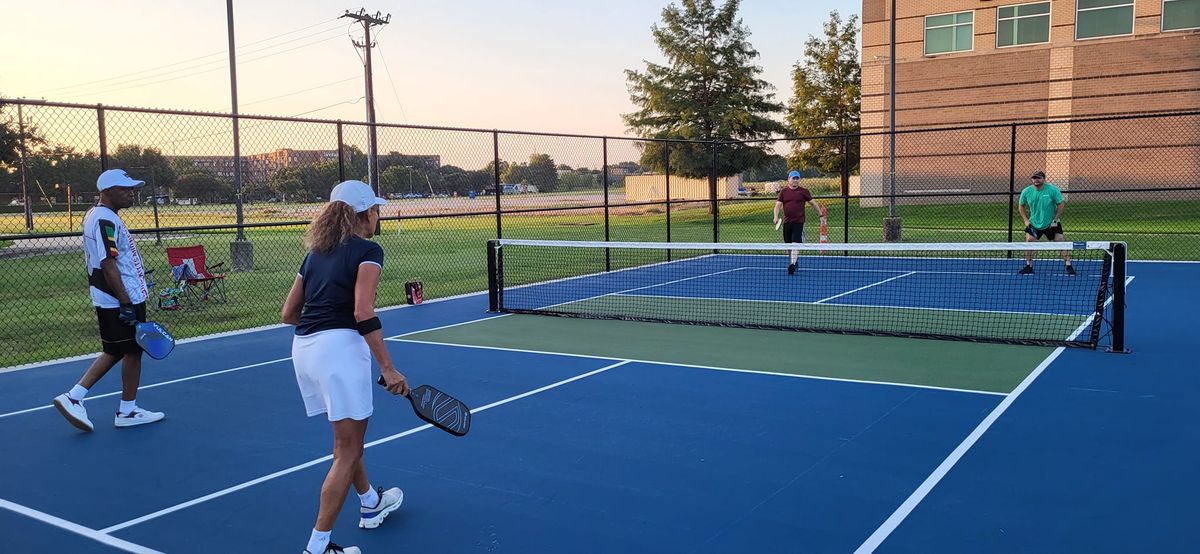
[2,98,1197,367]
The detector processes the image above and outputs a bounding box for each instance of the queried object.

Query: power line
[375,43,408,123]
[36,17,342,96]
[55,32,348,101]
[242,76,360,107]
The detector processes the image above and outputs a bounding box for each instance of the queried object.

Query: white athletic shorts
[291,329,374,421]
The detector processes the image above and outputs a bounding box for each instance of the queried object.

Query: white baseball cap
[330,180,387,213]
[97,169,145,191]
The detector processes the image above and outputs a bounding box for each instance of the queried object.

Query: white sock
[359,486,379,508]
[118,400,136,415]
[306,529,331,554]
[69,385,89,401]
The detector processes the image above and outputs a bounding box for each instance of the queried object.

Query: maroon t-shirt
[777,186,813,223]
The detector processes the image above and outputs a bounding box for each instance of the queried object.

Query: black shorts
[782,222,806,243]
[1026,222,1064,240]
[96,303,146,356]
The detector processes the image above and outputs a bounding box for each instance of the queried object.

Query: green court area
[549,295,1087,344]
[404,314,1054,394]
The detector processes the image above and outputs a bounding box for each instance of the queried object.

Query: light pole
[883,0,903,241]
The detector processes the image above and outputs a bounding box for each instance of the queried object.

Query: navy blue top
[295,236,385,336]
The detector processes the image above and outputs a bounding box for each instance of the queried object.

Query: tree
[785,11,861,175]
[174,172,232,204]
[500,163,531,186]
[110,144,177,192]
[526,153,558,192]
[0,97,46,168]
[623,0,785,178]
[379,165,414,196]
[742,154,789,182]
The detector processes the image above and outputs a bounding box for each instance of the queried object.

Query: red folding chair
[166,245,228,307]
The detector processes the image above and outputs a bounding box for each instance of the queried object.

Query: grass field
[1,197,1197,367]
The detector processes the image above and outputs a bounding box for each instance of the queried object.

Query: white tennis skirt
[291,329,374,421]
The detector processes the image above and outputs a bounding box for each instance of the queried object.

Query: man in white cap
[53,169,165,432]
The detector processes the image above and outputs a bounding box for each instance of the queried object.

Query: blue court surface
[0,259,1195,553]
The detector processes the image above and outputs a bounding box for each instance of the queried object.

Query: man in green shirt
[1018,170,1074,275]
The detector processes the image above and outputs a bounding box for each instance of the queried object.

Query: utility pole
[342,8,390,197]
[228,0,254,270]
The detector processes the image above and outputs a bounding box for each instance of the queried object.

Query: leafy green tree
[109,145,177,192]
[623,0,785,177]
[174,172,232,203]
[742,154,789,182]
[526,153,558,192]
[500,163,531,186]
[785,11,860,174]
[0,97,46,168]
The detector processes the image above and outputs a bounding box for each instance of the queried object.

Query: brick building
[859,0,1199,204]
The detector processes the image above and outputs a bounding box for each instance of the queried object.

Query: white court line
[387,337,1006,397]
[816,272,918,304]
[610,292,1090,319]
[0,287,494,375]
[0,497,164,554]
[0,358,292,420]
[99,360,630,534]
[852,275,1134,553]
[1,313,513,420]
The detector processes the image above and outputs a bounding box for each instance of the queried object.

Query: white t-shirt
[82,205,148,308]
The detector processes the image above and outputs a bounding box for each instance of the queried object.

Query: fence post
[336,121,345,182]
[710,142,719,247]
[1008,123,1017,254]
[16,104,33,232]
[664,142,671,261]
[603,137,610,271]
[493,131,502,239]
[97,105,109,171]
[842,135,850,253]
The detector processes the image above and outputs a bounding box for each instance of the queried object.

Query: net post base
[883,216,902,242]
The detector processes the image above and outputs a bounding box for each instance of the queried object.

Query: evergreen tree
[785,11,860,175]
[623,0,785,178]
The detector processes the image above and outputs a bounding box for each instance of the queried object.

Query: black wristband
[356,316,382,336]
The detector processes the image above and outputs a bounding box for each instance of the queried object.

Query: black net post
[487,239,501,312]
[1110,242,1128,353]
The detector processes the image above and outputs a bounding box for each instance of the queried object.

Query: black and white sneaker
[1018,265,1034,275]
[787,263,797,275]
[304,542,360,554]
[1065,265,1076,276]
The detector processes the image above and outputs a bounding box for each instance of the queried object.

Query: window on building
[1076,0,1135,39]
[998,2,1052,47]
[1163,0,1200,30]
[925,12,974,54]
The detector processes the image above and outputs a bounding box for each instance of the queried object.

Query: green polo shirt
[1019,183,1063,230]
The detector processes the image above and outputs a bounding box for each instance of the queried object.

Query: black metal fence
[1,98,1196,367]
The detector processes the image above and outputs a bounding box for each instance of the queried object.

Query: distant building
[860,0,1200,204]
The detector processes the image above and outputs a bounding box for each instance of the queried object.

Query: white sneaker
[303,543,360,554]
[359,486,403,529]
[114,408,165,428]
[53,393,93,432]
